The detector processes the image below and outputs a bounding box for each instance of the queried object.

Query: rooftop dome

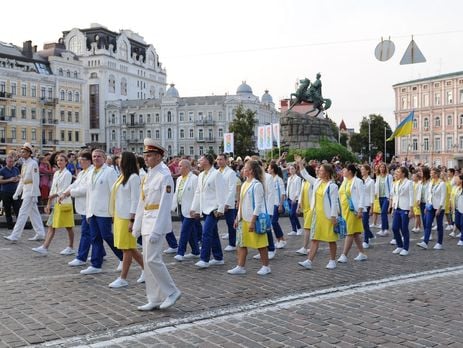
[166,83,179,97]
[261,90,273,104]
[236,81,253,95]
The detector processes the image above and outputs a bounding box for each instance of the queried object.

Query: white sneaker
[392,247,403,254]
[298,259,312,269]
[163,247,178,254]
[257,265,271,275]
[362,242,370,249]
[296,229,304,235]
[136,271,145,283]
[227,266,246,275]
[174,255,184,262]
[449,232,456,238]
[375,224,382,228]
[221,233,229,240]
[389,239,397,245]
[253,253,261,260]
[287,231,297,236]
[268,251,276,260]
[445,225,452,231]
[116,261,123,272]
[276,240,287,249]
[399,249,409,256]
[457,233,462,238]
[416,241,428,249]
[32,245,48,255]
[109,277,128,288]
[209,259,225,266]
[59,247,75,256]
[420,235,432,241]
[28,234,45,241]
[432,225,437,231]
[354,253,367,261]
[376,230,386,237]
[296,247,308,255]
[457,240,463,246]
[195,260,209,268]
[80,266,102,275]
[3,235,18,242]
[433,243,443,250]
[224,245,237,252]
[326,260,337,269]
[369,223,375,228]
[184,253,200,259]
[68,258,86,267]
[337,254,348,263]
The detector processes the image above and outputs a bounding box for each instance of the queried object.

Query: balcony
[127,138,142,144]
[126,122,145,128]
[195,119,215,126]
[0,92,13,100]
[0,115,13,122]
[40,97,58,106]
[42,139,58,145]
[196,137,216,143]
[42,118,58,126]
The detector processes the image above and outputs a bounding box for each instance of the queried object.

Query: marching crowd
[1,140,463,311]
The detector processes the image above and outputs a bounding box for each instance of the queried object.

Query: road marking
[40,265,463,347]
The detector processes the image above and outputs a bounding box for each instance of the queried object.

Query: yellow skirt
[303,208,313,229]
[52,203,75,228]
[413,203,421,216]
[372,197,381,214]
[236,220,269,249]
[114,213,137,249]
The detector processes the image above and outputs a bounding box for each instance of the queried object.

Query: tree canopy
[228,104,257,156]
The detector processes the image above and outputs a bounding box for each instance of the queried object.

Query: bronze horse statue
[289,75,331,117]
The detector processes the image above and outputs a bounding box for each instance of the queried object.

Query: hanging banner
[272,123,280,147]
[223,133,234,153]
[257,126,265,150]
[264,125,273,150]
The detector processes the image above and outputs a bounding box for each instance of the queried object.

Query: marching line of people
[2,140,463,311]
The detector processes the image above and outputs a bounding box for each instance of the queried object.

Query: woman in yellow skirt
[32,153,75,256]
[108,151,144,288]
[298,163,339,270]
[296,165,315,255]
[412,173,422,232]
[228,160,270,276]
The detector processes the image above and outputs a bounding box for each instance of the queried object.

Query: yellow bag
[52,203,75,228]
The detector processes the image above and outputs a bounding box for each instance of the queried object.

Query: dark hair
[422,166,431,181]
[449,168,455,175]
[269,162,283,178]
[346,164,357,177]
[306,165,316,177]
[120,152,139,185]
[49,151,65,167]
[321,163,334,180]
[398,166,409,178]
[246,160,264,184]
[362,164,371,176]
[78,150,92,161]
[217,153,228,160]
[137,156,146,171]
[459,174,463,187]
[203,154,215,165]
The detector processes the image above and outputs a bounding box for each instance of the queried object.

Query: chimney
[23,40,33,58]
[33,45,37,53]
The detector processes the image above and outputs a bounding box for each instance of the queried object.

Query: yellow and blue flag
[387,111,414,141]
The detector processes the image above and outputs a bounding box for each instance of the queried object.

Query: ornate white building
[62,23,167,149]
[105,82,278,156]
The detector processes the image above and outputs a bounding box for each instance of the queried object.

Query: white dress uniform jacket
[392,178,414,210]
[220,166,238,208]
[375,174,393,198]
[66,165,94,215]
[85,164,118,218]
[273,176,285,206]
[172,172,198,217]
[363,176,375,208]
[286,174,302,201]
[110,173,141,219]
[236,179,265,222]
[191,167,226,215]
[133,162,174,238]
[13,157,40,199]
[426,180,446,210]
[264,172,275,213]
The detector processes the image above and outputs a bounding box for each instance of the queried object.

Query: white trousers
[10,196,45,239]
[142,234,178,304]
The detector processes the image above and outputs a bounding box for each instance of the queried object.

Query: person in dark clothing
[0,155,21,229]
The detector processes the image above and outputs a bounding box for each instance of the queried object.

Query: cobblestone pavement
[0,217,462,347]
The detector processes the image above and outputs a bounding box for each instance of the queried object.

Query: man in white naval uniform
[4,143,45,242]
[133,139,181,310]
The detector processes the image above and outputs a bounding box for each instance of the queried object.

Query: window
[460,114,463,126]
[188,112,194,121]
[423,117,429,129]
[179,112,184,122]
[68,91,73,102]
[121,78,127,96]
[58,68,63,76]
[68,111,72,122]
[31,129,36,141]
[147,114,151,123]
[412,138,418,151]
[66,70,70,78]
[122,131,126,140]
[180,129,184,138]
[401,97,407,110]
[155,130,160,139]
[41,87,46,99]
[218,128,223,137]
[31,108,36,119]
[447,115,453,126]
[218,111,223,120]
[413,118,417,129]
[31,85,36,97]
[21,128,26,140]
[167,128,172,139]
[61,130,65,141]
[412,95,418,108]
[155,113,160,123]
[435,138,441,152]
[21,107,26,119]
[48,87,53,99]
[11,83,16,96]
[198,129,204,140]
[11,127,16,140]
[10,106,16,118]
[199,146,204,155]
[147,130,151,138]
[111,130,116,141]
[0,106,3,117]
[460,136,463,150]
[74,71,78,79]
[60,90,65,100]
[435,116,441,128]
[60,111,65,121]
[108,75,115,93]
[139,114,143,124]
[180,146,184,155]
[111,114,115,124]
[75,112,79,123]
[122,115,126,124]
[68,131,72,142]
[75,131,79,142]
[75,92,80,102]
[447,91,453,104]
[423,94,429,107]
[424,138,429,151]
[447,136,453,151]
[189,129,194,138]
[189,146,194,155]
[21,84,27,96]
[198,112,204,120]
[139,130,143,139]
[434,93,441,106]
[460,90,463,103]
[167,111,172,123]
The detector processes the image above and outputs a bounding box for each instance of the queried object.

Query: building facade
[393,71,463,168]
[105,82,278,156]
[0,40,86,155]
[61,23,167,149]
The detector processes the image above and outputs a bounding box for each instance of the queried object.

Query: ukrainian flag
[387,111,414,141]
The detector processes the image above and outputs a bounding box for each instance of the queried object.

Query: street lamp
[368,116,371,164]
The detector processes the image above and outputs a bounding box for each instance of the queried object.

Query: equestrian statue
[289,73,332,117]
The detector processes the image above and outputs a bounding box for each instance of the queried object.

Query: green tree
[286,140,357,163]
[340,133,348,147]
[228,104,257,156]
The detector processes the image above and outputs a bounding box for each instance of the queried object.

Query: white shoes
[399,249,409,256]
[68,258,86,266]
[416,241,428,249]
[376,230,389,237]
[457,240,463,246]
[80,266,102,275]
[287,231,297,236]
[221,233,229,240]
[432,225,437,231]
[275,240,287,249]
[209,259,225,266]
[296,229,304,235]
[160,290,182,309]
[326,260,337,269]
[3,235,18,242]
[257,265,271,275]
[433,243,443,250]
[174,255,184,261]
[369,223,375,228]
[137,271,145,283]
[295,247,308,255]
[60,247,75,256]
[362,242,370,249]
[445,225,454,231]
[353,253,367,261]
[298,259,312,269]
[224,245,237,252]
[109,277,128,288]
[137,302,162,311]
[268,251,276,260]
[449,231,456,238]
[28,234,45,241]
[420,235,433,241]
[389,239,397,245]
[163,247,178,254]
[337,254,348,263]
[116,261,123,272]
[184,253,200,259]
[227,265,246,275]
[195,260,210,268]
[32,245,48,255]
[392,247,403,254]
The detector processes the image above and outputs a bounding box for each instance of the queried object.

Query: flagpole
[384,126,387,162]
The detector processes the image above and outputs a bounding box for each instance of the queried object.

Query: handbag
[283,199,291,214]
[52,203,75,228]
[327,184,347,238]
[251,183,271,234]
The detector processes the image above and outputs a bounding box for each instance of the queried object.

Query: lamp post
[368,116,371,164]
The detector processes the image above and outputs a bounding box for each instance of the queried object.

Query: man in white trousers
[132,139,181,311]
[4,143,45,242]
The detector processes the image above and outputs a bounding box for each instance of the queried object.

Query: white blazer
[340,176,365,212]
[272,176,285,206]
[219,166,239,208]
[85,164,118,218]
[49,168,73,206]
[455,188,463,213]
[375,174,393,198]
[264,172,275,212]
[67,165,93,215]
[111,173,141,219]
[236,179,265,222]
[286,174,302,201]
[426,180,446,209]
[191,167,226,215]
[172,172,198,217]
[363,176,375,208]
[392,178,414,210]
[14,157,41,199]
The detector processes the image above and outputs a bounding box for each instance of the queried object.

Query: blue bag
[251,183,271,234]
[327,184,347,238]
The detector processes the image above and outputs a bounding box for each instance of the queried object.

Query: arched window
[168,145,172,156]
[73,71,78,79]
[180,129,184,138]
[435,116,441,127]
[167,111,172,123]
[74,92,80,102]
[447,115,453,126]
[120,78,127,96]
[155,130,160,139]
[147,130,151,138]
[68,91,73,101]
[108,75,115,93]
[111,130,116,141]
[111,114,116,124]
[58,68,63,76]
[122,115,126,124]
[66,70,71,77]
[147,114,151,123]
[119,41,128,60]
[423,117,429,129]
[413,119,417,129]
[167,128,172,139]
[139,114,143,124]
[69,35,83,54]
[60,90,65,101]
